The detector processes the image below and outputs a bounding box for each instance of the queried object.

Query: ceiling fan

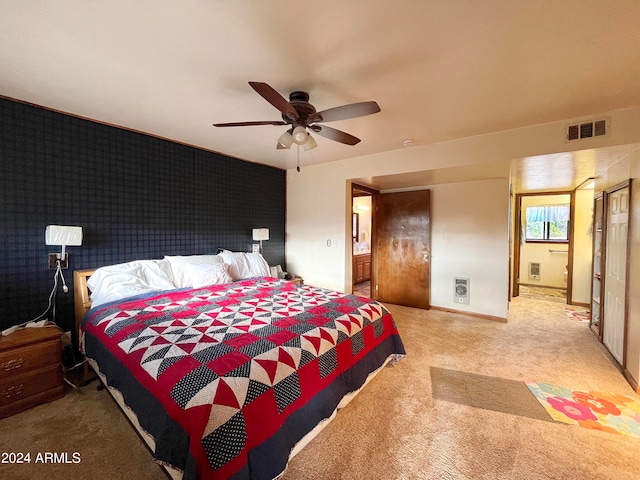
[213,81,381,151]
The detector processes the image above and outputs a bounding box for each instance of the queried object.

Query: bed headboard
[73,269,95,339]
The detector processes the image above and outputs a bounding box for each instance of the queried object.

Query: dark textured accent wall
[0,97,286,333]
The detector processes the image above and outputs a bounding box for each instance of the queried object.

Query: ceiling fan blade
[213,120,287,127]
[310,125,361,145]
[248,81,299,121]
[308,101,380,123]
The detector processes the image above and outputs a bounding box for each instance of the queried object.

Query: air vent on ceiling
[566,119,608,141]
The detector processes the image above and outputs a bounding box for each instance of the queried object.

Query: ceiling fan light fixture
[292,126,309,145]
[303,134,317,151]
[278,131,294,149]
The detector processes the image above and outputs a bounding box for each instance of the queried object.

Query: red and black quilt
[81,277,405,479]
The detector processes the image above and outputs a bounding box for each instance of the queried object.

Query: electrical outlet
[49,253,69,269]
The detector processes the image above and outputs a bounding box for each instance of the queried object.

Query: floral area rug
[562,306,590,322]
[525,382,640,437]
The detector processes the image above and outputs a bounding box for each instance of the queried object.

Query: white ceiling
[1,1,639,188]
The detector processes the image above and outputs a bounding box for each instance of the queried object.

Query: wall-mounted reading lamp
[252,228,269,254]
[45,225,83,270]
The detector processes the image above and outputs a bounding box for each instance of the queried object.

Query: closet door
[602,185,630,364]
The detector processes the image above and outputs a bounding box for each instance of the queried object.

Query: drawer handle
[2,358,24,371]
[4,384,24,398]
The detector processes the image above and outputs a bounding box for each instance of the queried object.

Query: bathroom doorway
[352,185,374,297]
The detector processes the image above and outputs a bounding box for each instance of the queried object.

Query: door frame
[350,182,379,295]
[513,190,574,302]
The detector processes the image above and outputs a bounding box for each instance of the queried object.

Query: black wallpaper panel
[0,98,286,332]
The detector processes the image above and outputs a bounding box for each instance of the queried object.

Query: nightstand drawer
[0,339,60,379]
[0,364,63,407]
[0,326,64,417]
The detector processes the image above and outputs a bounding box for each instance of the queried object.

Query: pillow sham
[164,254,223,288]
[219,251,270,281]
[244,252,271,277]
[87,259,176,307]
[185,262,232,288]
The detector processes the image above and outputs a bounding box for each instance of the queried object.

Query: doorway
[352,184,375,297]
[350,184,432,309]
[513,192,573,303]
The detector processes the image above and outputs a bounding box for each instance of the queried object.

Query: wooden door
[603,186,630,364]
[375,190,430,308]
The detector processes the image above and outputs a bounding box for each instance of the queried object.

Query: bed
[74,254,405,480]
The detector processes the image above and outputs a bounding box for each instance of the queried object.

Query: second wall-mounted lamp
[252,228,269,254]
[45,225,83,269]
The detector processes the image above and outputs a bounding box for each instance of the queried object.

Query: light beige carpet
[518,285,567,302]
[1,296,639,480]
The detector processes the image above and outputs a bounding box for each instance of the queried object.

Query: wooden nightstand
[0,326,64,418]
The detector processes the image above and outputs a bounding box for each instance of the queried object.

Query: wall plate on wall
[529,262,541,280]
[454,277,469,304]
[49,253,68,269]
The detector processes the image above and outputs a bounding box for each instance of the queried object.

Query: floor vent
[529,262,541,280]
[566,119,608,141]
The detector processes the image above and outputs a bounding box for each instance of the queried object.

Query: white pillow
[87,259,176,307]
[164,255,223,288]
[219,251,270,281]
[244,252,270,277]
[186,262,232,288]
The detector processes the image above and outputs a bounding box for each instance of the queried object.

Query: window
[525,204,569,242]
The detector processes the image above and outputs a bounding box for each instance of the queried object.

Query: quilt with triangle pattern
[81,277,405,479]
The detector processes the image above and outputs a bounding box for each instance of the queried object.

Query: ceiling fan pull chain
[296,144,301,172]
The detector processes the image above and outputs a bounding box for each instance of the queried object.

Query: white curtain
[526,204,570,223]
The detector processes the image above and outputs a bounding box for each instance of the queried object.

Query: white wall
[520,244,568,287]
[519,194,570,288]
[286,106,640,320]
[429,179,509,317]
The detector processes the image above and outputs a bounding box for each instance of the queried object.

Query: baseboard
[623,368,639,394]
[569,301,590,308]
[430,306,507,323]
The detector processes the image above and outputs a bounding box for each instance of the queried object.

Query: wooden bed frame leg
[77,361,98,387]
